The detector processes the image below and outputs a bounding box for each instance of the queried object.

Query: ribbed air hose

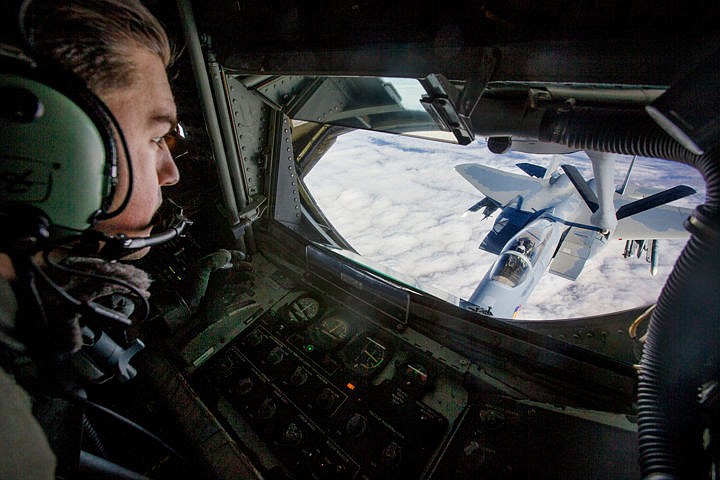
[540,106,720,480]
[540,107,720,211]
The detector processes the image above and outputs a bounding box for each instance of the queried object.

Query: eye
[151,136,166,149]
[162,124,189,159]
[150,123,188,158]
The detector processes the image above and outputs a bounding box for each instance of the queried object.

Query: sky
[304,130,705,320]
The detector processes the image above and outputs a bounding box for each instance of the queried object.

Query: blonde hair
[26,0,174,94]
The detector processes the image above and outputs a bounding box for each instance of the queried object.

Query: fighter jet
[457,151,696,319]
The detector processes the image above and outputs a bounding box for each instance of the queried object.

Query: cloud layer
[305,130,705,320]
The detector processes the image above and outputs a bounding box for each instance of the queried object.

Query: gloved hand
[155,249,253,333]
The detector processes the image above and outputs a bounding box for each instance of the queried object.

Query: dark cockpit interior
[3,0,720,479]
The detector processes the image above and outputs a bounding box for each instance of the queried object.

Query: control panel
[153,252,640,480]
[193,291,450,479]
[430,394,640,479]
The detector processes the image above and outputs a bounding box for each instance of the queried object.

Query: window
[302,128,704,320]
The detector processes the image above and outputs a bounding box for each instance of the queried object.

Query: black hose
[539,106,720,479]
[539,107,720,209]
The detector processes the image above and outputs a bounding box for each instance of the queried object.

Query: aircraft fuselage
[467,172,584,318]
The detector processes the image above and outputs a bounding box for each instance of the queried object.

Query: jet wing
[455,163,545,208]
[613,201,693,240]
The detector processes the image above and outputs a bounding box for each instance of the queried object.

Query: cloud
[304,130,705,320]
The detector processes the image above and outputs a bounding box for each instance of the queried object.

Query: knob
[315,387,337,411]
[217,353,234,371]
[381,441,402,469]
[245,329,264,347]
[213,355,234,380]
[232,377,254,396]
[281,422,304,447]
[345,413,367,438]
[289,366,309,387]
[266,346,284,365]
[257,397,277,420]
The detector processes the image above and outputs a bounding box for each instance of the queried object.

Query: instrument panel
[193,290,451,479]
[149,252,641,480]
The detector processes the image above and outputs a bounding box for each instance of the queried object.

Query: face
[95,47,180,255]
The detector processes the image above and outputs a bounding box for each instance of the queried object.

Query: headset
[0,49,191,258]
[0,2,191,385]
[0,0,191,257]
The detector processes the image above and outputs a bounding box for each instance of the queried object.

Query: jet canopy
[490,219,556,287]
[491,251,530,287]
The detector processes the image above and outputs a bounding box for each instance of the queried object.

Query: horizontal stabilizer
[467,197,501,213]
[463,197,501,220]
[468,199,488,213]
[561,164,599,213]
[614,202,692,239]
[616,185,696,220]
[516,163,546,178]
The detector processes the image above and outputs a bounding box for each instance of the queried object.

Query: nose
[158,150,180,186]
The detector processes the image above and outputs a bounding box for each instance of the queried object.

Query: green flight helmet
[0,68,119,241]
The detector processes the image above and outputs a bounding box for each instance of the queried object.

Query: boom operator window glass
[286,77,705,321]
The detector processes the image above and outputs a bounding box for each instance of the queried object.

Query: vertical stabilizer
[617,156,636,195]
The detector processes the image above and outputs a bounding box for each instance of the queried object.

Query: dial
[398,360,432,396]
[266,346,285,365]
[351,336,387,374]
[286,296,322,326]
[281,422,304,447]
[309,315,353,351]
[243,328,265,347]
[402,362,429,387]
[289,366,309,387]
[314,387,338,411]
[257,397,277,421]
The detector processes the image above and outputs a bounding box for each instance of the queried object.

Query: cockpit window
[491,252,531,287]
[506,219,554,265]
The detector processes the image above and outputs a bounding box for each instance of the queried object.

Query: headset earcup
[0,60,119,237]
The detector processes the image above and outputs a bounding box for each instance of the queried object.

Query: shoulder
[0,366,56,480]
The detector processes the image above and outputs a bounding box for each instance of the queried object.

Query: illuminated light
[346,383,356,390]
[305,344,314,352]
[169,266,176,274]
